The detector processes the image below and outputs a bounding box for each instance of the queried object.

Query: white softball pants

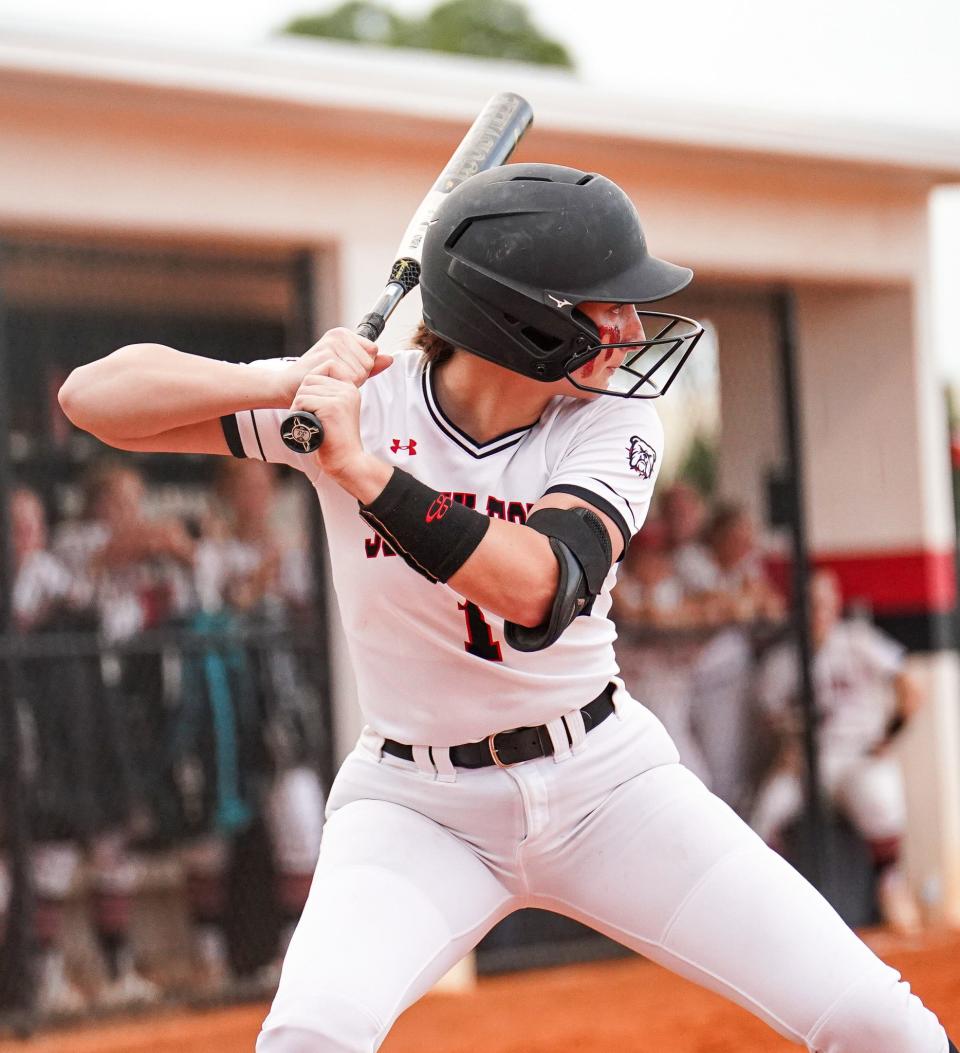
[257,695,948,1053]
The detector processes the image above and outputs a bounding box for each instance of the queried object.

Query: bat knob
[280,410,324,454]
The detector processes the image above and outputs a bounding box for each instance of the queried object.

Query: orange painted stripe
[765,549,957,614]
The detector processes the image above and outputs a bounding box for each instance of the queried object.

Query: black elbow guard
[505,506,613,653]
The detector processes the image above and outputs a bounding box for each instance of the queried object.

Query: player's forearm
[893,670,923,720]
[59,343,291,440]
[333,455,557,626]
[447,517,557,626]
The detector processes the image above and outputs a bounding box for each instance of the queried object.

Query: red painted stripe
[765,549,957,614]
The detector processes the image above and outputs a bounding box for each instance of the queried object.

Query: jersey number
[458,601,503,662]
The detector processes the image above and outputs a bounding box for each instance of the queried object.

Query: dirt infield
[4,929,959,1053]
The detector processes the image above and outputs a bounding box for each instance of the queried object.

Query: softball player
[750,569,924,933]
[59,164,955,1053]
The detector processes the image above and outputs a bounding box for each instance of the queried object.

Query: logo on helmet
[547,294,573,310]
[626,436,656,479]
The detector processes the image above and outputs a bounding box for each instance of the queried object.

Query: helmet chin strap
[573,324,621,379]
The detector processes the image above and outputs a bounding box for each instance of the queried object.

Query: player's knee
[257,1026,337,1053]
[258,995,383,1053]
[809,966,947,1053]
[257,1022,377,1053]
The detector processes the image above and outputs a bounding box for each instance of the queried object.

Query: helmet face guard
[563,311,705,399]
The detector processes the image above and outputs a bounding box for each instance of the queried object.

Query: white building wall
[676,287,783,528]
[794,283,959,919]
[794,286,922,551]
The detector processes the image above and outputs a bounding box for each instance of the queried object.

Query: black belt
[381,683,615,770]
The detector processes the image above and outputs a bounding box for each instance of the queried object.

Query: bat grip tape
[356,315,386,341]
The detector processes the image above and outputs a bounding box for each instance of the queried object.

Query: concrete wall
[794,284,955,551]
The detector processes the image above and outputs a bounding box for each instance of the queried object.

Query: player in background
[2,487,90,1016]
[750,569,924,935]
[52,463,194,1008]
[188,459,325,992]
[613,517,712,785]
[58,164,955,1053]
[660,480,710,584]
[678,503,785,813]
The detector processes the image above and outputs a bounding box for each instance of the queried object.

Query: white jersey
[674,543,763,595]
[222,349,663,746]
[13,550,76,629]
[757,619,905,752]
[52,520,194,642]
[195,536,310,613]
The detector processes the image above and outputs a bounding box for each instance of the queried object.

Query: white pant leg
[535,762,946,1053]
[749,767,805,843]
[257,797,514,1053]
[831,754,907,842]
[690,628,755,811]
[621,646,712,788]
[266,766,327,875]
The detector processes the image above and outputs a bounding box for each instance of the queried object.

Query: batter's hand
[289,372,365,479]
[281,328,393,403]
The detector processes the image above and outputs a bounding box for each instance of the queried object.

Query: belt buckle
[487,731,510,768]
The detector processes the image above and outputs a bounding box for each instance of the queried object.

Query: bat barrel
[279,91,533,456]
[438,92,535,192]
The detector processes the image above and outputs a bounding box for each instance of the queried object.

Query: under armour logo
[548,294,573,309]
[390,438,417,455]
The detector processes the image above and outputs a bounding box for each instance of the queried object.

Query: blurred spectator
[659,481,710,585]
[749,569,923,935]
[680,503,784,813]
[613,519,712,784]
[11,486,87,632]
[49,462,197,1008]
[54,461,195,641]
[3,488,88,1016]
[4,465,328,1011]
[185,460,325,993]
[195,459,310,616]
[676,502,785,624]
[2,486,156,1015]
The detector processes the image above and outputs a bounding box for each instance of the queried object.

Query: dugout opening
[0,236,337,1018]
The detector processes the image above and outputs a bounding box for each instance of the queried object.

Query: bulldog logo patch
[626,436,656,479]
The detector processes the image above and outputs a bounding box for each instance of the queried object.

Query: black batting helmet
[419,163,703,398]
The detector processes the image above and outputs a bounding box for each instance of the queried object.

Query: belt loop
[431,746,457,782]
[609,679,626,718]
[564,708,588,752]
[544,716,572,763]
[361,726,386,761]
[412,745,436,777]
